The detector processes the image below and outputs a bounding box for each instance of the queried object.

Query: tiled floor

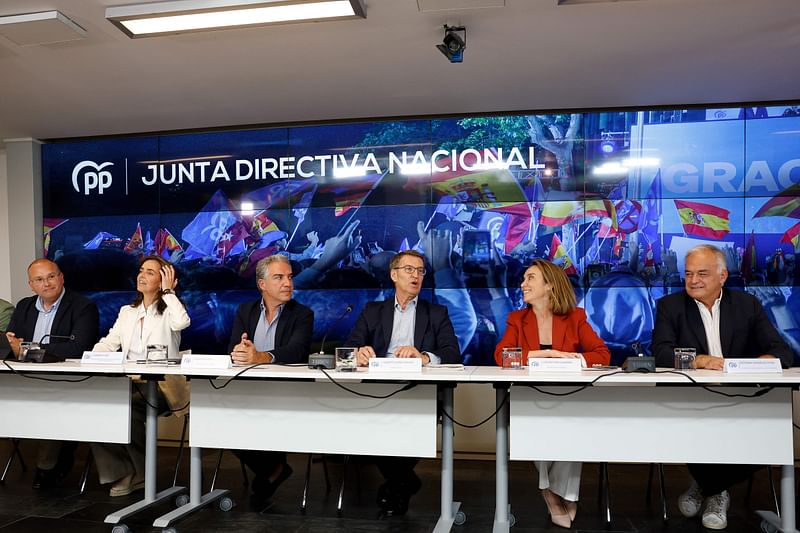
[0,440,788,532]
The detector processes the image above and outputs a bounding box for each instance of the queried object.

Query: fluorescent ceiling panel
[0,10,86,46]
[106,0,366,38]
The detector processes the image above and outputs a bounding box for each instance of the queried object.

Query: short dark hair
[389,250,425,270]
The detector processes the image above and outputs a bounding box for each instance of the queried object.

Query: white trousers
[536,461,582,502]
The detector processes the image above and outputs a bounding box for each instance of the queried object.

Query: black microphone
[318,304,353,355]
[23,334,75,363]
[39,334,76,343]
[623,340,655,373]
[309,304,353,369]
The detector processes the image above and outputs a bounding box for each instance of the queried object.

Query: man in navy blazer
[347,250,460,366]
[5,259,99,489]
[228,254,314,509]
[346,249,461,516]
[6,260,98,361]
[652,244,792,530]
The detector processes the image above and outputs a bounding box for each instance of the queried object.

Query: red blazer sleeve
[493,309,528,366]
[493,307,610,367]
[557,308,610,367]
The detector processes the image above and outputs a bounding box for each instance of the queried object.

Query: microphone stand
[308,305,353,369]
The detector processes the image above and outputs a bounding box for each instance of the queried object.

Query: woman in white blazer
[91,255,190,496]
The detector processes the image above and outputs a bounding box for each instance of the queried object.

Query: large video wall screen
[42,105,800,364]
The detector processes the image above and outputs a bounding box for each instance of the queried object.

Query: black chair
[0,438,27,484]
[643,463,779,523]
[300,454,332,513]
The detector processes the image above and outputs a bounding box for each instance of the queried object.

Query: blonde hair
[528,259,576,315]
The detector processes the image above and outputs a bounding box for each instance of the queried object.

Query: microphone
[40,334,76,343]
[318,304,352,355]
[23,334,75,363]
[623,340,655,373]
[309,304,353,369]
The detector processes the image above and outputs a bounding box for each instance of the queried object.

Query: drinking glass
[502,347,523,369]
[146,343,169,365]
[673,347,697,370]
[18,341,38,361]
[336,347,357,372]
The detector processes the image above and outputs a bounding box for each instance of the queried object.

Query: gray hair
[685,244,726,273]
[255,254,291,281]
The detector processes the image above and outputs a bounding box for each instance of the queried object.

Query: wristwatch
[162,289,174,295]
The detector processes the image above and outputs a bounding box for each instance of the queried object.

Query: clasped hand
[355,345,428,366]
[231,333,271,365]
[528,349,581,359]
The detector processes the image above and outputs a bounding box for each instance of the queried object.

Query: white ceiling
[0,0,799,147]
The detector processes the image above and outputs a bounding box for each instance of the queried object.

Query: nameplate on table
[81,351,125,365]
[723,358,782,374]
[368,358,422,373]
[528,358,582,372]
[181,354,232,369]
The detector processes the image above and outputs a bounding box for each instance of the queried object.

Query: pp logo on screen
[71,161,114,195]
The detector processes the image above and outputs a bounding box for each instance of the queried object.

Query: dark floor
[0,440,788,532]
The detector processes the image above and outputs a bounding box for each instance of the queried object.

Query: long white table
[142,364,475,532]
[471,367,800,533]
[3,361,798,533]
[0,361,131,443]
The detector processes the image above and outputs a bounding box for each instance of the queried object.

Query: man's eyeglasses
[30,273,60,285]
[393,265,426,276]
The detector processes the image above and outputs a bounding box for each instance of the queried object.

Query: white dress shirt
[693,292,723,357]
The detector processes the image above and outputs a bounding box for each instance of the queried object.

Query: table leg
[757,464,798,533]
[433,385,462,532]
[781,464,797,532]
[153,446,233,527]
[493,385,511,533]
[105,378,186,525]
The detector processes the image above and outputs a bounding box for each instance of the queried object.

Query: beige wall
[3,139,42,304]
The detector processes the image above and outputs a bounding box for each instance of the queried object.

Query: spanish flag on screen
[674,200,730,240]
[780,221,800,251]
[539,201,581,227]
[547,233,578,275]
[754,183,800,218]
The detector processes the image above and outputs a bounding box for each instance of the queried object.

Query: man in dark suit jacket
[652,245,792,531]
[6,260,99,361]
[228,254,314,509]
[5,259,99,489]
[345,250,461,516]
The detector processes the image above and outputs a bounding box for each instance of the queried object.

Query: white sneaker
[678,481,704,518]
[702,490,730,530]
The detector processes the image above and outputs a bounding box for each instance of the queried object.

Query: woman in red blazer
[494,259,610,529]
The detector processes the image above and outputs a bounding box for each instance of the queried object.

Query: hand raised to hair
[160,264,178,291]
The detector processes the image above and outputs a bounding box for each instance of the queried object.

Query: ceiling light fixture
[0,11,86,46]
[106,0,366,38]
